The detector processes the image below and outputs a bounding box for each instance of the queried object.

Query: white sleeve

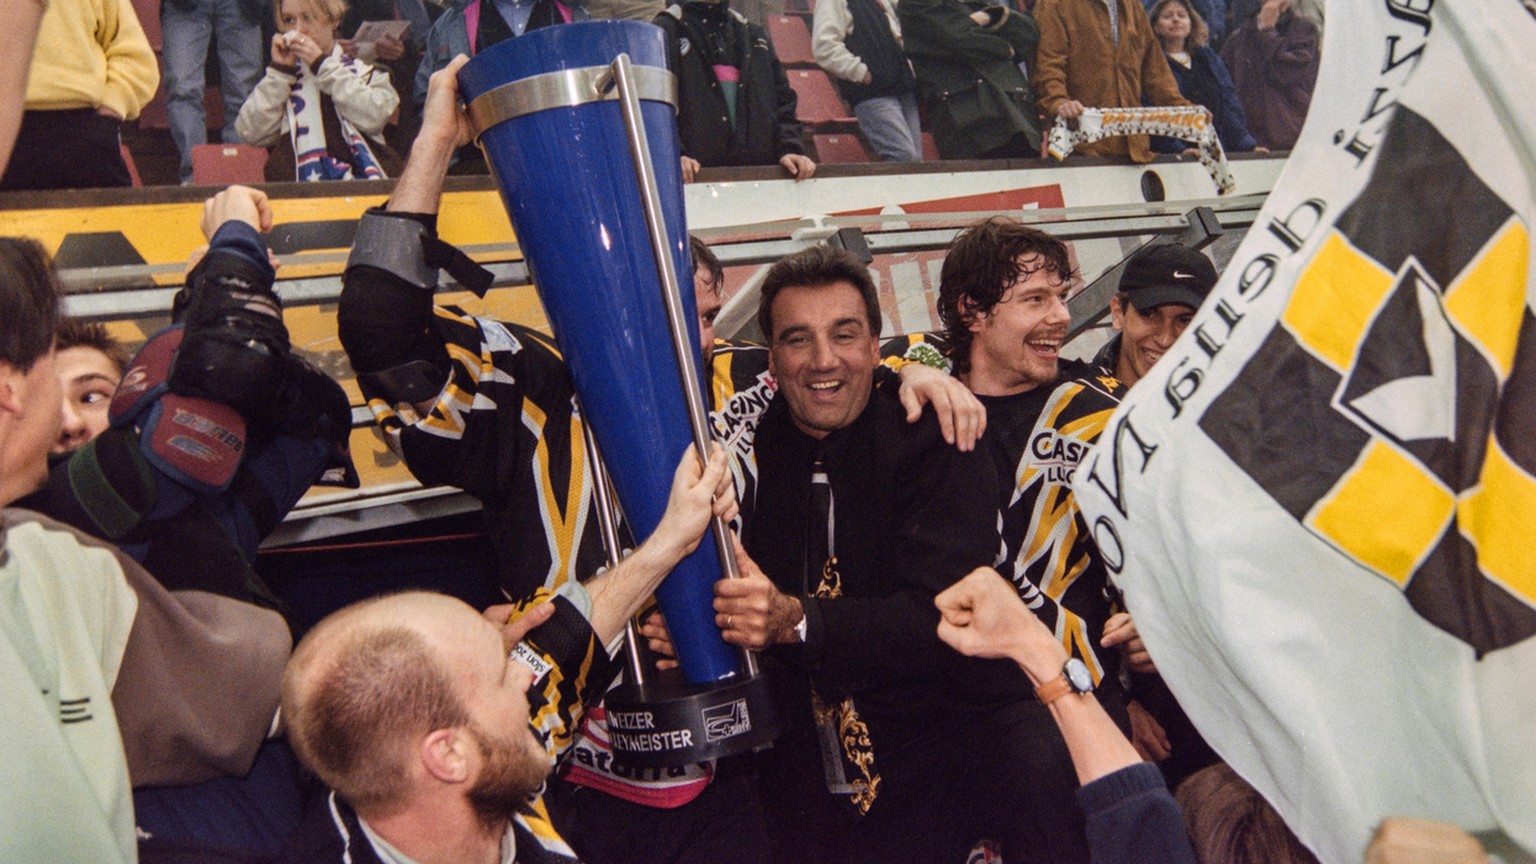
[234,66,295,147]
[314,52,400,136]
[811,0,868,84]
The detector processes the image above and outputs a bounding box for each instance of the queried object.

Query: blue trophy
[459,20,778,767]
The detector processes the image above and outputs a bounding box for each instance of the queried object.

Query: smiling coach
[708,245,1056,864]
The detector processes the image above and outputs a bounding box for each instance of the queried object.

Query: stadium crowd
[1,2,1490,864]
[0,0,1319,189]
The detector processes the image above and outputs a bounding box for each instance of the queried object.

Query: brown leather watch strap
[1034,675,1075,705]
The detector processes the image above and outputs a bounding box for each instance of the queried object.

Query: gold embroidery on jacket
[809,556,880,815]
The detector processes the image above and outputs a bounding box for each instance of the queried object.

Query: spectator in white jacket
[235,0,401,181]
[812,0,924,162]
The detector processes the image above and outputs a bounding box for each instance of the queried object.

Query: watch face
[1064,658,1094,693]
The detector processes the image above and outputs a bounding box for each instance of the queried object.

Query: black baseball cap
[1118,244,1218,311]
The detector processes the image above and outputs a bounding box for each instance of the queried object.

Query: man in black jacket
[337,58,984,864]
[899,0,1040,159]
[712,246,1062,864]
[655,0,817,181]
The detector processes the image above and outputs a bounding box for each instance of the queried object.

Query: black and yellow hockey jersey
[878,333,1129,687]
[977,360,1127,687]
[361,306,606,601]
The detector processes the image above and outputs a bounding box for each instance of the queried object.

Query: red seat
[921,131,941,161]
[203,86,226,134]
[766,15,816,66]
[130,0,162,52]
[191,143,269,185]
[138,87,169,129]
[813,133,871,163]
[786,69,855,125]
[119,144,143,188]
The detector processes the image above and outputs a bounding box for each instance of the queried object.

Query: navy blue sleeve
[208,220,276,282]
[1151,57,1192,155]
[1076,762,1199,864]
[1203,47,1258,152]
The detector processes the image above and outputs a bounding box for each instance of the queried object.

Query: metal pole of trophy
[459,20,777,768]
[603,52,759,680]
[577,421,657,696]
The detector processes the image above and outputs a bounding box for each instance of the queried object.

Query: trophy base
[603,669,780,769]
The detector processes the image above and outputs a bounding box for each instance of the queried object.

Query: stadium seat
[138,85,168,129]
[813,133,871,163]
[786,69,855,125]
[120,144,143,188]
[131,0,162,51]
[191,143,269,185]
[766,15,816,66]
[921,132,941,161]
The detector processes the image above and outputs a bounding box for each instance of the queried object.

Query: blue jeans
[853,91,923,162]
[161,0,265,183]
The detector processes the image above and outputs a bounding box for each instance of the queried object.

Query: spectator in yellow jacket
[0,0,158,190]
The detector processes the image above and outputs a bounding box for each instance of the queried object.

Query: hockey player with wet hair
[895,216,1132,864]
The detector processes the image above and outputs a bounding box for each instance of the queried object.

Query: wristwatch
[1034,658,1094,705]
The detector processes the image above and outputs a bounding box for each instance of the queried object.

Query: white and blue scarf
[286,48,386,182]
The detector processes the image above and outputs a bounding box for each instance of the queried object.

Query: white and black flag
[1075,2,1536,861]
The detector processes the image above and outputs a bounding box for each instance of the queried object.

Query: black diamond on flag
[1333,110,1513,291]
[1337,259,1499,493]
[1201,327,1368,523]
[1496,311,1536,476]
[1408,529,1536,656]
